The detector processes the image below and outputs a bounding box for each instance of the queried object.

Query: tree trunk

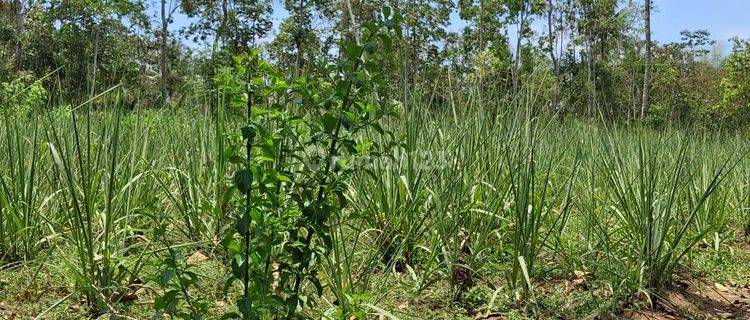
[676,53,686,121]
[586,30,598,117]
[478,0,484,51]
[294,0,305,77]
[587,45,599,117]
[12,0,23,71]
[160,0,170,103]
[631,68,637,123]
[478,0,484,109]
[512,6,527,100]
[641,0,651,117]
[546,0,560,113]
[294,41,303,77]
[90,28,99,99]
[670,53,683,124]
[211,0,229,63]
[345,0,359,42]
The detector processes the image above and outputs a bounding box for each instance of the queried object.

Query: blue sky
[649,0,750,43]
[168,0,750,50]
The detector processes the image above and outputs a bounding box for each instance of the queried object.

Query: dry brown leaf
[476,312,504,320]
[187,251,208,264]
[593,288,612,298]
[573,270,589,278]
[714,283,730,292]
[271,262,280,292]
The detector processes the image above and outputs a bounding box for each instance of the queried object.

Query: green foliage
[217,7,402,319]
[151,222,210,319]
[182,0,273,56]
[0,74,47,116]
[718,38,750,127]
[0,0,746,128]
[269,0,333,76]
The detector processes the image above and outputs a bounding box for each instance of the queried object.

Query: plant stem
[242,57,254,320]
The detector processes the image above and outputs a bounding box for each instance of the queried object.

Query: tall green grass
[589,128,736,300]
[46,103,154,310]
[1,84,749,317]
[0,112,45,262]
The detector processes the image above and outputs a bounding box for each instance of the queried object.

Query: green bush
[0,74,47,116]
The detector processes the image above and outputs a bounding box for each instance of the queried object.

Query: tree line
[2,0,750,128]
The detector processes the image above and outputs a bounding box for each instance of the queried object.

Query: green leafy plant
[217,7,402,319]
[0,74,48,116]
[151,219,209,319]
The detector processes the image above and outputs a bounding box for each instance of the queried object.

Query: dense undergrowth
[2,92,750,318]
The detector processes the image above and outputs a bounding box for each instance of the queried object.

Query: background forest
[1,0,750,128]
